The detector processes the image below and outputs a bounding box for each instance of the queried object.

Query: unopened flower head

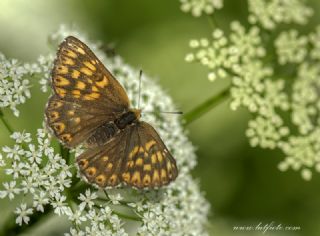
[180,0,224,17]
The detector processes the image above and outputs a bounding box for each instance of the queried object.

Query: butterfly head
[131,108,141,120]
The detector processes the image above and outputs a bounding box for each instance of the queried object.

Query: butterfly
[45,36,178,189]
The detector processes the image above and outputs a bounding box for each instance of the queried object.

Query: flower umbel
[183,0,320,180]
[0,26,210,235]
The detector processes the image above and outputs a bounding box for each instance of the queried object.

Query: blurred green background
[1,0,320,235]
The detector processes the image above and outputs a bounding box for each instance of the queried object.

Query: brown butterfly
[45,36,178,189]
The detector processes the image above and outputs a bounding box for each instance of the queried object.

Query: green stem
[0,109,14,134]
[112,210,141,222]
[183,87,230,125]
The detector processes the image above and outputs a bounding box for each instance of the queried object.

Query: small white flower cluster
[180,0,223,17]
[0,52,54,116]
[0,26,210,235]
[0,54,33,116]
[0,129,73,224]
[248,0,313,30]
[275,30,308,65]
[184,1,320,180]
[185,22,265,81]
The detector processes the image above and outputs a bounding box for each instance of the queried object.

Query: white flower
[51,195,71,216]
[10,131,32,143]
[0,181,20,200]
[33,191,49,212]
[68,209,87,225]
[0,153,5,166]
[65,228,86,236]
[78,189,97,210]
[15,203,33,226]
[108,193,124,205]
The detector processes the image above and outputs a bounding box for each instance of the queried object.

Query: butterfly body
[45,36,178,189]
[86,109,141,147]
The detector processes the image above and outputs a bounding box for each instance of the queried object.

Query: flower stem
[183,87,230,126]
[0,205,52,236]
[0,109,14,134]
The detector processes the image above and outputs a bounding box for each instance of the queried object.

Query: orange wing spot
[143,164,152,171]
[83,92,100,100]
[131,171,141,185]
[151,154,157,164]
[72,117,81,124]
[76,47,86,55]
[84,61,96,71]
[95,76,109,88]
[75,81,86,90]
[95,174,106,185]
[66,50,77,58]
[48,111,59,121]
[108,174,117,185]
[68,110,75,116]
[122,172,130,182]
[152,170,160,184]
[156,151,163,163]
[72,90,81,98]
[72,70,80,79]
[145,140,156,151]
[92,86,99,92]
[127,160,134,168]
[56,65,68,74]
[63,57,75,65]
[55,88,66,97]
[78,159,89,169]
[143,174,151,186]
[86,167,97,177]
[129,146,139,159]
[135,158,143,166]
[53,122,65,134]
[107,163,113,171]
[139,147,145,153]
[50,101,63,109]
[166,161,172,171]
[161,169,168,183]
[91,60,97,65]
[80,67,93,76]
[61,133,72,142]
[54,76,70,86]
[102,156,109,162]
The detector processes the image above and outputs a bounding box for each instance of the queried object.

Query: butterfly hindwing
[76,122,178,189]
[123,121,178,188]
[76,128,132,187]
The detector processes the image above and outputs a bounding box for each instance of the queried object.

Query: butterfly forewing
[46,36,129,147]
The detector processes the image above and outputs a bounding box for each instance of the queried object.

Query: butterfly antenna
[138,70,142,109]
[142,111,183,115]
